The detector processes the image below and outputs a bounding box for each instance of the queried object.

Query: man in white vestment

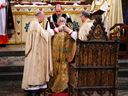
[91,0,124,34]
[22,11,53,96]
[78,11,94,41]
[108,0,123,32]
[91,0,110,36]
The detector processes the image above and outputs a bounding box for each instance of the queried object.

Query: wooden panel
[74,41,118,67]
[69,40,119,96]
[109,24,128,59]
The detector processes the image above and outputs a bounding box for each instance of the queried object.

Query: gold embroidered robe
[50,31,75,93]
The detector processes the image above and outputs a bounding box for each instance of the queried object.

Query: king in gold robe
[49,17,77,93]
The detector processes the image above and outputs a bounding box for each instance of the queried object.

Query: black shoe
[63,88,68,92]
[0,44,6,47]
[32,92,40,96]
[25,90,40,96]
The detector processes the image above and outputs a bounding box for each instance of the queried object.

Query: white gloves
[64,26,73,34]
[48,24,77,40]
[54,25,73,34]
[53,25,77,40]
[53,25,65,33]
[58,25,65,32]
[71,31,77,40]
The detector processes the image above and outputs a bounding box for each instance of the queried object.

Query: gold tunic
[50,31,75,93]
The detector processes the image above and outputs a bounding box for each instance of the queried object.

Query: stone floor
[0,44,25,66]
[0,56,24,66]
[118,90,128,96]
[0,44,25,52]
[0,44,128,96]
[0,87,128,96]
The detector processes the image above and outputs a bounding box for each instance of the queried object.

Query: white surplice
[0,0,6,35]
[22,18,53,89]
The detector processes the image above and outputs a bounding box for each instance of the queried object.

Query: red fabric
[0,35,8,44]
[49,93,68,96]
[0,3,5,9]
[54,28,57,33]
[0,5,1,9]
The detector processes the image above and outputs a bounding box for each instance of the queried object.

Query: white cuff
[54,28,59,33]
[70,31,77,40]
[24,83,47,90]
[48,29,55,36]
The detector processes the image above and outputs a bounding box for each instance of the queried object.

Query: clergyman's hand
[53,25,65,33]
[64,26,73,34]
[57,25,65,32]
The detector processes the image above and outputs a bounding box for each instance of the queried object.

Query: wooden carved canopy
[87,15,108,41]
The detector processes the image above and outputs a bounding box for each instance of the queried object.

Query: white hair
[57,17,66,24]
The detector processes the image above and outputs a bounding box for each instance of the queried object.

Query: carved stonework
[10,5,89,44]
[13,0,22,4]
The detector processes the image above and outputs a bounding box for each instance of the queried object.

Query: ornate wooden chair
[69,15,119,96]
[110,24,128,59]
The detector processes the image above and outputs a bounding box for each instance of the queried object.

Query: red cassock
[0,35,8,44]
[0,0,14,45]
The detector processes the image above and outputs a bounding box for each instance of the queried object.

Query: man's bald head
[35,11,45,23]
[55,4,63,10]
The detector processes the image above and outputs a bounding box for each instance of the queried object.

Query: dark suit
[45,13,72,30]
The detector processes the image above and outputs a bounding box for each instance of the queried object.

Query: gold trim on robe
[50,31,76,93]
